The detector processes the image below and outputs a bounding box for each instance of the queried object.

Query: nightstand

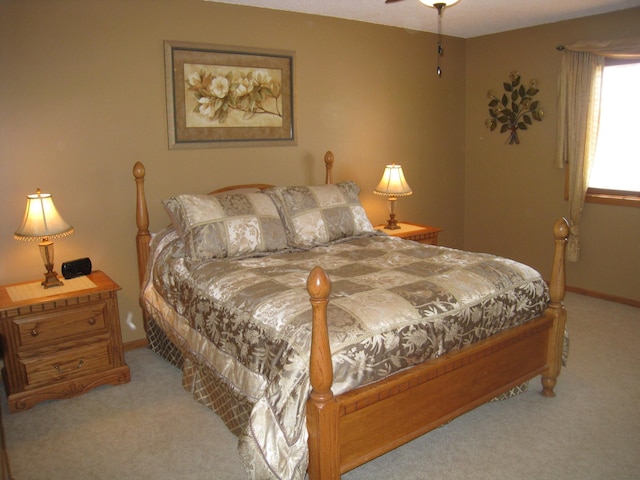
[0,271,131,412]
[375,222,443,245]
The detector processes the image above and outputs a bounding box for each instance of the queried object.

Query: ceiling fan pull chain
[385,0,459,77]
[436,2,444,77]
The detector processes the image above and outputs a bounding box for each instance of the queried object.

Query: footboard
[306,218,569,479]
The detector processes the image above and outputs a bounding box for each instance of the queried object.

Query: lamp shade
[374,164,413,197]
[14,189,74,241]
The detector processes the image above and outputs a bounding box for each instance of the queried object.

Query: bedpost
[133,162,151,289]
[324,151,334,185]
[306,266,340,480]
[541,218,569,397]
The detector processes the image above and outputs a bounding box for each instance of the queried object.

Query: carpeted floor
[2,292,639,479]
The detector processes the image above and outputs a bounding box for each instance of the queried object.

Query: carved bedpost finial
[324,151,334,185]
[553,217,569,241]
[133,161,146,181]
[308,266,331,301]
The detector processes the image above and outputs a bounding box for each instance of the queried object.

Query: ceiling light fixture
[385,0,460,77]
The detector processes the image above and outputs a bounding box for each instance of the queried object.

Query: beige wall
[0,0,465,343]
[464,7,640,303]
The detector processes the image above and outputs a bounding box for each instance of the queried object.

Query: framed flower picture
[165,41,296,149]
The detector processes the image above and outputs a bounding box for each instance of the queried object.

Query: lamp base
[383,215,401,230]
[383,197,401,230]
[38,240,64,288]
[42,270,64,288]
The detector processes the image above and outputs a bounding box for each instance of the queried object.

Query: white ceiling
[207,0,640,38]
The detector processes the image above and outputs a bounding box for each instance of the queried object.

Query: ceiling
[207,0,640,38]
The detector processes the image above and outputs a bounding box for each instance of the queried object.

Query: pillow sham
[266,182,374,248]
[162,192,288,262]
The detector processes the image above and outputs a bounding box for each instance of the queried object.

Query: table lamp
[14,189,74,288]
[374,164,412,230]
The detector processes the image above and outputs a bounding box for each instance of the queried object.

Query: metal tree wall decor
[485,71,544,145]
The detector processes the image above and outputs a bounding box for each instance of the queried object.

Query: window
[586,59,640,207]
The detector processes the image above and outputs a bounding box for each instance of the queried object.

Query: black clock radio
[61,257,92,279]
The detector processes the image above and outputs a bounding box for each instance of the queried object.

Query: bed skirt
[147,316,183,369]
[147,315,253,436]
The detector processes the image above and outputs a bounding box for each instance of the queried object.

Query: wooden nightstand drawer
[21,339,112,387]
[13,303,107,349]
[0,271,131,412]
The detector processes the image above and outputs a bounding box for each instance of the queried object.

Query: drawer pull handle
[54,359,84,374]
[88,317,97,325]
[31,329,40,337]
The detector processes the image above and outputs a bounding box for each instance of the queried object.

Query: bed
[133,151,568,480]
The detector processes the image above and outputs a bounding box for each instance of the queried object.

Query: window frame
[585,189,640,207]
[577,57,640,208]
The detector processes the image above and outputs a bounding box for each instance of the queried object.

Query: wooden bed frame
[133,151,568,480]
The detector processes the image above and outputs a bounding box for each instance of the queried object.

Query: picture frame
[164,41,296,149]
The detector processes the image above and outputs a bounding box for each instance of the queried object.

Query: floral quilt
[142,229,548,480]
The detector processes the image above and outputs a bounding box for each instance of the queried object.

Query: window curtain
[555,38,640,262]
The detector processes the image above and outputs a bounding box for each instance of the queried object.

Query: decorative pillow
[266,182,374,248]
[162,192,288,262]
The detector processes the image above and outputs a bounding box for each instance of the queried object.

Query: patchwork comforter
[142,229,548,480]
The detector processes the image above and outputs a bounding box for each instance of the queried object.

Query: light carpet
[2,292,639,479]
